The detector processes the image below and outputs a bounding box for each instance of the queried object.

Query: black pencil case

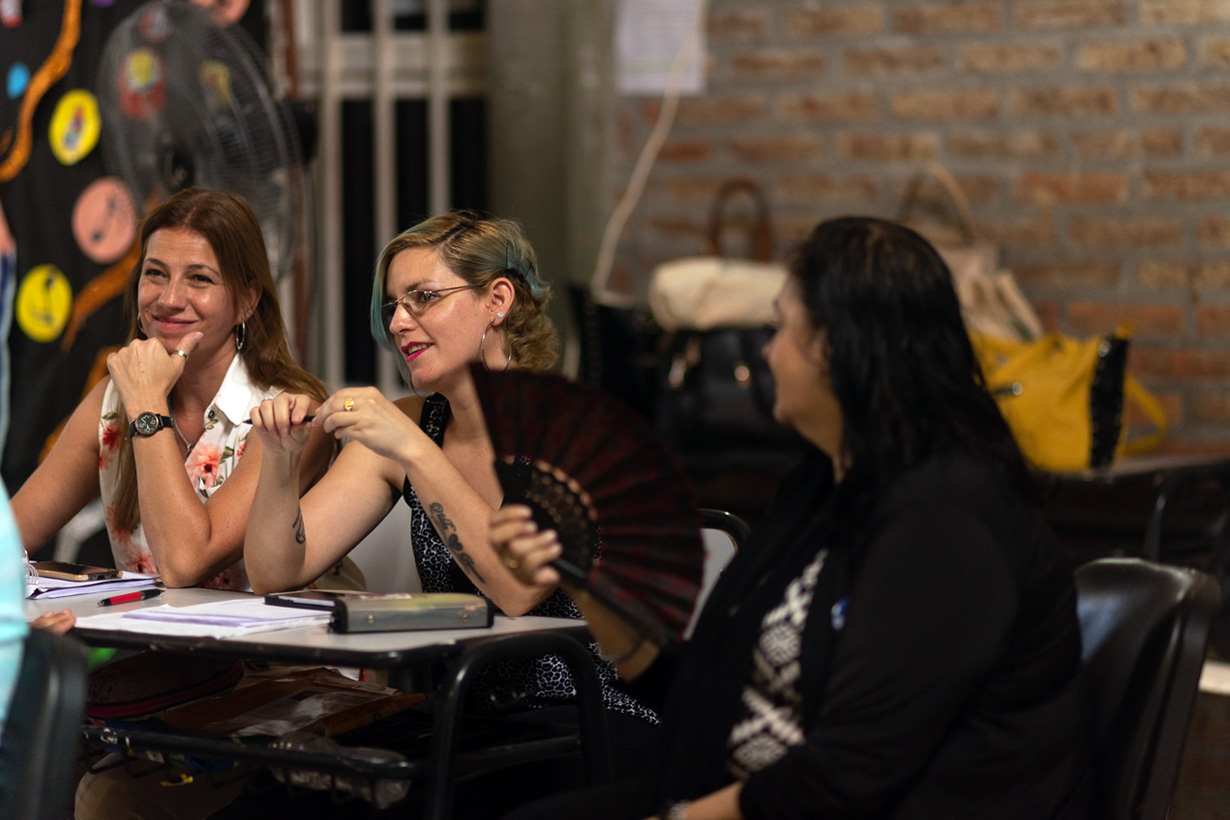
[330,593,493,633]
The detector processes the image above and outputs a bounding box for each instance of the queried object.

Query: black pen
[240,414,315,425]
[97,589,163,607]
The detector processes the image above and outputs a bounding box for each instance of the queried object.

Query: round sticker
[191,0,250,26]
[6,62,28,98]
[48,89,101,166]
[16,265,73,343]
[119,48,165,121]
[72,178,139,264]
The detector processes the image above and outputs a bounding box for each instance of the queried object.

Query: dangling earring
[138,316,147,338]
[235,320,246,351]
[479,312,511,371]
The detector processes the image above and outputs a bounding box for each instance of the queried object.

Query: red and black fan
[470,365,704,647]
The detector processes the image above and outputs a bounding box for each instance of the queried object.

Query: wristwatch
[129,412,174,438]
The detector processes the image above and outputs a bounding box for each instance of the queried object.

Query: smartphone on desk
[33,560,122,582]
[264,589,371,611]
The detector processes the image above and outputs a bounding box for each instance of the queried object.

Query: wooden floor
[1172,662,1230,820]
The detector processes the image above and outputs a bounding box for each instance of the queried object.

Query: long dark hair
[791,216,1035,505]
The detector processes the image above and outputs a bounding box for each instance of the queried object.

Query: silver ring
[173,349,189,360]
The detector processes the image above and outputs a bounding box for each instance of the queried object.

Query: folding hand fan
[470,365,704,646]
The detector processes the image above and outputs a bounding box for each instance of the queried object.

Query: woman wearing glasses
[244,212,657,814]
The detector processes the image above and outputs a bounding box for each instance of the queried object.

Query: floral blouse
[97,355,274,591]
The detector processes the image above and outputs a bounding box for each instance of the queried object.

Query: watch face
[135,412,160,436]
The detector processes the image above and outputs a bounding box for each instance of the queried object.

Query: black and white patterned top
[727,547,828,779]
[402,395,657,723]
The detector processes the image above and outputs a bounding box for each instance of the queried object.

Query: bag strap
[707,178,773,261]
[898,161,977,244]
[1120,376,1169,457]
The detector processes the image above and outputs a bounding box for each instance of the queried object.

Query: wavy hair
[369,211,558,384]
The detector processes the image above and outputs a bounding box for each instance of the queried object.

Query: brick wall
[607,0,1230,452]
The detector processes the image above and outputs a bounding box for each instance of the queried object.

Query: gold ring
[343,397,355,412]
[173,349,189,360]
[504,557,520,570]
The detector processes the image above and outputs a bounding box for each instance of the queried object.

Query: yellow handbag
[972,332,1168,472]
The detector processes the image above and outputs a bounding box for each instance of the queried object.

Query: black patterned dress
[402,396,657,723]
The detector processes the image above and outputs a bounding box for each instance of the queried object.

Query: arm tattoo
[292,506,306,544]
[429,502,485,584]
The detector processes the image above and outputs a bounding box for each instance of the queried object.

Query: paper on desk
[30,572,159,599]
[73,597,331,639]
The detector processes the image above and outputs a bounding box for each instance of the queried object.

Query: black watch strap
[129,412,174,438]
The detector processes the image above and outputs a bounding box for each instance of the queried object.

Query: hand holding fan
[470,365,704,646]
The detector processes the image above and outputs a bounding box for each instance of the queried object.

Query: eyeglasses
[381,284,482,325]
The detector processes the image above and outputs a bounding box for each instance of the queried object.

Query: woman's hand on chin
[107,332,203,411]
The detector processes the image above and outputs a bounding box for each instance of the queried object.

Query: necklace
[169,412,201,454]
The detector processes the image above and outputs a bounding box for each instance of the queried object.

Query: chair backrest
[684,509,750,638]
[0,629,89,820]
[1075,558,1221,820]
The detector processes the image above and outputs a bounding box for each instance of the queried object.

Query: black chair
[1075,558,1221,820]
[0,629,89,820]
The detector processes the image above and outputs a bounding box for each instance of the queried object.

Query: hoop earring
[235,321,246,352]
[138,316,147,338]
[479,319,512,371]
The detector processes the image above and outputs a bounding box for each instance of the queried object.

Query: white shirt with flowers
[97,355,274,591]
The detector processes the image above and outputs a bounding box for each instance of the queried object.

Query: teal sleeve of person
[0,484,31,736]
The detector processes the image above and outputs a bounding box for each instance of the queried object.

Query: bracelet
[664,800,690,820]
[599,632,645,664]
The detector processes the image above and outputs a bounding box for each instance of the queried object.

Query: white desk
[28,587,607,819]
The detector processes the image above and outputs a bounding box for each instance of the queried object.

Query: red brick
[674,95,768,125]
[836,133,941,161]
[729,50,828,81]
[958,44,1063,72]
[1143,128,1184,156]
[657,139,713,163]
[891,88,999,120]
[1070,216,1185,248]
[781,6,885,38]
[892,3,1001,34]
[1139,260,1230,289]
[1013,0,1127,30]
[1144,171,1230,201]
[1190,393,1230,425]
[1196,126,1230,156]
[778,92,879,122]
[1130,349,1230,379]
[648,216,706,245]
[1125,391,1182,432]
[843,46,946,76]
[976,220,1056,248]
[1016,172,1129,205]
[1199,216,1230,246]
[666,177,724,204]
[1199,38,1230,68]
[948,130,1061,159]
[708,10,769,42]
[773,174,879,204]
[1010,87,1119,116]
[1196,306,1230,337]
[1072,130,1135,159]
[727,135,825,163]
[1132,83,1230,114]
[1141,0,1230,24]
[1013,260,1122,288]
[1067,302,1184,336]
[1076,38,1188,72]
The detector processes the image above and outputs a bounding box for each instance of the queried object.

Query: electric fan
[94,1,304,283]
[470,364,706,647]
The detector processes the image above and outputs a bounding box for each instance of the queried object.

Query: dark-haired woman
[493,216,1095,820]
[12,187,342,591]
